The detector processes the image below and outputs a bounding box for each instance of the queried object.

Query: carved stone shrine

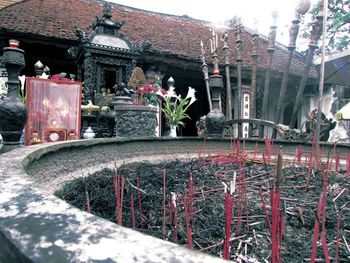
[68,2,138,102]
[111,83,157,137]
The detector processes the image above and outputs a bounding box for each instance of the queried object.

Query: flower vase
[169,125,177,138]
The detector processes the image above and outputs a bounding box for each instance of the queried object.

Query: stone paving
[0,138,230,263]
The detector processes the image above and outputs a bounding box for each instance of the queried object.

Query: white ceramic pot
[83,127,96,139]
[169,125,177,138]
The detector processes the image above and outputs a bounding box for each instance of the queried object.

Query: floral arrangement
[156,86,196,127]
[0,76,25,102]
[51,72,76,81]
[136,82,166,106]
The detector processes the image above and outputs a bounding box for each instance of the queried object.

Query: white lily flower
[189,95,197,106]
[166,86,177,98]
[19,75,26,94]
[159,81,196,128]
[186,86,197,106]
[185,86,195,100]
[156,89,165,98]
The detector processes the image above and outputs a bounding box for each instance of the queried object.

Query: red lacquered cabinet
[24,78,82,145]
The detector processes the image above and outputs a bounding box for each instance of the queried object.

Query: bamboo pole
[260,14,277,138]
[275,5,307,124]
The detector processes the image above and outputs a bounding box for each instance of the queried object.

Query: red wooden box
[25,78,81,145]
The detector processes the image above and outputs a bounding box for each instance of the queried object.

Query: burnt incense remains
[55,145,350,262]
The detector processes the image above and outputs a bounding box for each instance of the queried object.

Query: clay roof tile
[0,0,317,77]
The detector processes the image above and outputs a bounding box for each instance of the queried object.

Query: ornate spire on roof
[103,1,112,18]
[91,2,124,34]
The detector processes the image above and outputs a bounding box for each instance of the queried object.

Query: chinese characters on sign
[242,93,250,138]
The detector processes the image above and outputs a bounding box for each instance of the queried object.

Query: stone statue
[278,109,336,142]
[196,116,207,137]
[305,109,336,141]
[113,82,134,97]
[103,2,112,18]
[75,28,87,41]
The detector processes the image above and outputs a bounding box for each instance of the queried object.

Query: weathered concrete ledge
[0,137,349,262]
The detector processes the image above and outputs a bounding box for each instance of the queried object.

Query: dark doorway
[283,103,298,128]
[104,70,116,93]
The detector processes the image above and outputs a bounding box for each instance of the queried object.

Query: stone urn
[0,46,27,152]
[114,105,157,137]
[109,82,157,137]
[205,74,226,136]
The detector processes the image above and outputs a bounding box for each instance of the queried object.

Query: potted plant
[156,84,196,137]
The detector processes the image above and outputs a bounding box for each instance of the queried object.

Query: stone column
[200,41,212,111]
[289,9,323,129]
[250,28,259,119]
[260,14,277,138]
[276,0,310,125]
[235,21,244,119]
[222,32,232,120]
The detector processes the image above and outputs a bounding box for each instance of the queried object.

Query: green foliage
[0,79,7,96]
[18,89,25,103]
[307,0,350,52]
[161,94,190,126]
[157,86,196,127]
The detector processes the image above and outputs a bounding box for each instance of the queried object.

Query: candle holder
[9,39,19,48]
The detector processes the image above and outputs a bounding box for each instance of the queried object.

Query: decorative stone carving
[196,116,207,137]
[277,124,310,141]
[2,48,25,67]
[69,3,139,102]
[205,110,226,136]
[113,82,134,97]
[114,106,157,137]
[0,46,27,152]
[75,28,89,43]
[277,109,336,142]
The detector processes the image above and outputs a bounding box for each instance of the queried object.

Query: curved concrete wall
[0,137,348,262]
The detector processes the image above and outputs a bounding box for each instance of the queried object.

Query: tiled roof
[0,0,22,10]
[0,0,317,77]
